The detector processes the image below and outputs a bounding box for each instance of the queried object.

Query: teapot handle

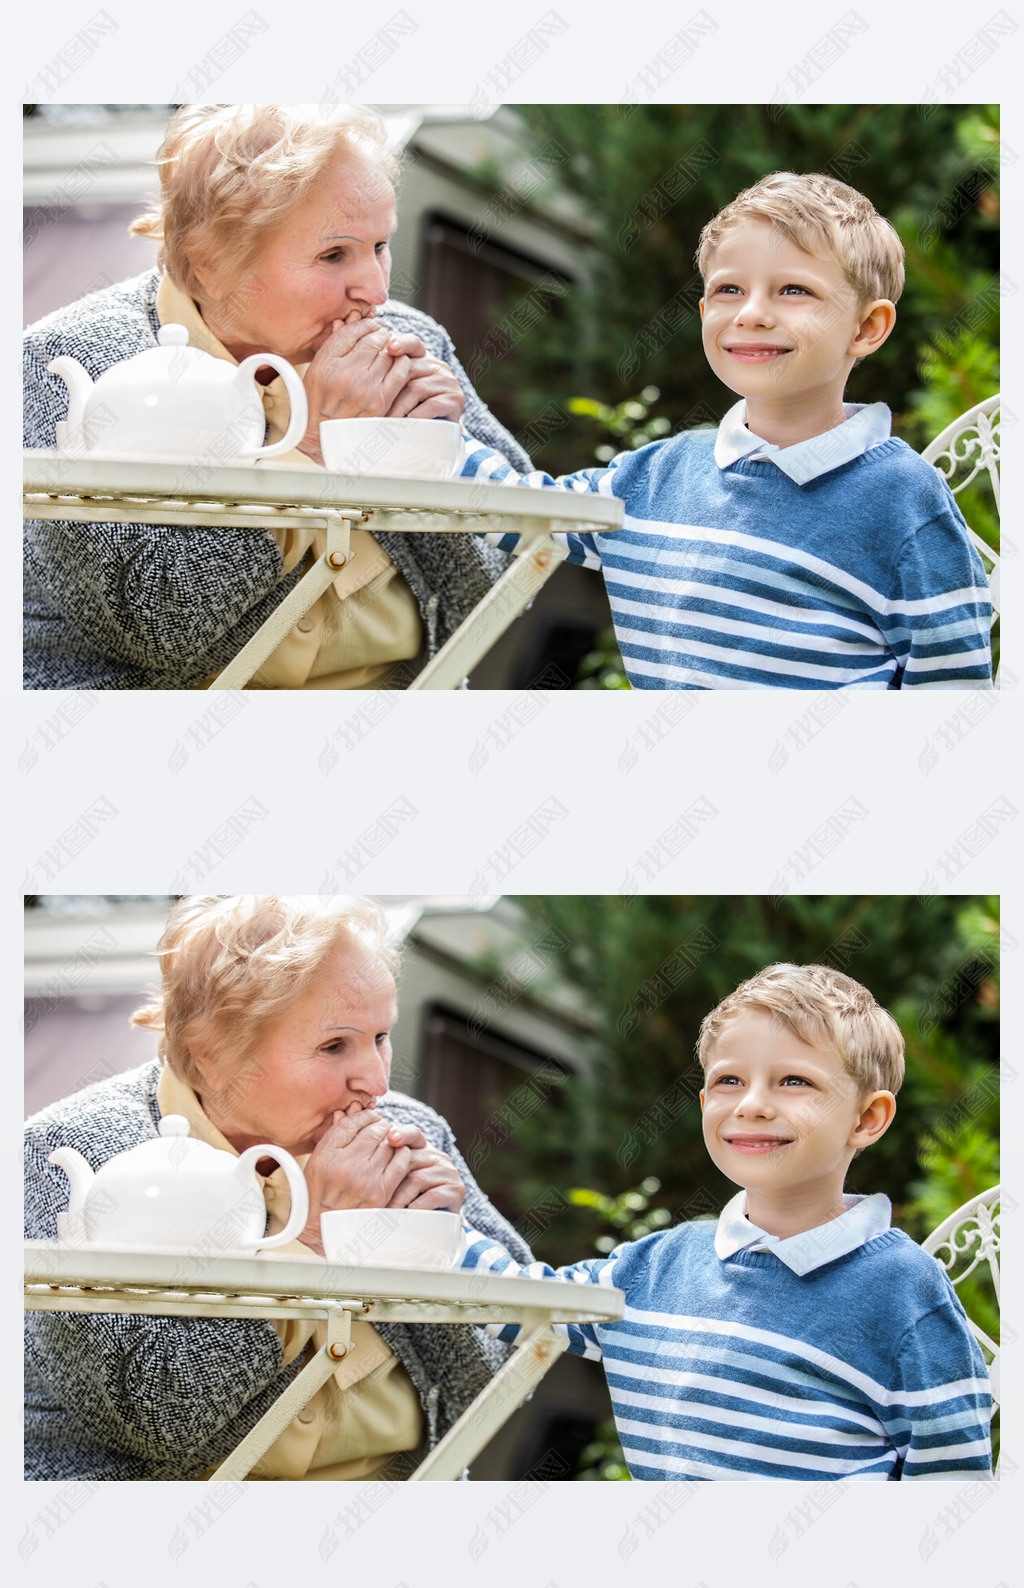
[238,1145,310,1247]
[236,354,309,458]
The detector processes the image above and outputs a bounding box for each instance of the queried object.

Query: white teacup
[320,417,462,479]
[320,1207,462,1270]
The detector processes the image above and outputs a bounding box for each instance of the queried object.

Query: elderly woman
[24,896,532,1480]
[23,105,531,689]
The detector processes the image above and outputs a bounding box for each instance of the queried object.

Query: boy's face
[700,218,873,416]
[700,1008,878,1207]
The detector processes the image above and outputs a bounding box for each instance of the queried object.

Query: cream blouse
[156,275,423,689]
[156,1064,423,1480]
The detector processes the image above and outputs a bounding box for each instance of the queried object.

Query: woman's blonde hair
[130,103,401,302]
[697,962,905,1094]
[696,171,905,305]
[131,894,401,1092]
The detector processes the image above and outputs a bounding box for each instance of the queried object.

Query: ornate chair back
[921,395,1000,679]
[921,1184,1000,1469]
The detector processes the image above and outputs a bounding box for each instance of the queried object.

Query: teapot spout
[46,356,95,435]
[48,1146,95,1219]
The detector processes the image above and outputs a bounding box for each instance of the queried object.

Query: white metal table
[23,452,623,689]
[24,1239,624,1481]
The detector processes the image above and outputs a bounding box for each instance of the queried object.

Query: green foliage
[567,386,673,463]
[496,896,998,1267]
[575,1417,631,1481]
[574,627,631,690]
[908,1126,999,1232]
[567,1176,674,1252]
[488,105,998,476]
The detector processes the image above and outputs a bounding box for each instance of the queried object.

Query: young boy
[460,964,993,1479]
[461,173,993,688]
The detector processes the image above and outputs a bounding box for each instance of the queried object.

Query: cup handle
[236,354,309,458]
[239,1146,310,1247]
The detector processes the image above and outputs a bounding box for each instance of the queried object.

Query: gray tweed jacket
[24,1059,533,1480]
[23,271,532,689]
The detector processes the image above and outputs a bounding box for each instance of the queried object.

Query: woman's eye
[375,242,390,255]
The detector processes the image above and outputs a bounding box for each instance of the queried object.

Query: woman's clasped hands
[299,1099,466,1254]
[298,309,466,463]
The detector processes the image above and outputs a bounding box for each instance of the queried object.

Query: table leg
[209,510,359,689]
[408,1313,568,1480]
[408,524,570,690]
[209,1305,354,1479]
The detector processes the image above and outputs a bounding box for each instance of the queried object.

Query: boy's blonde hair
[131,894,401,1091]
[697,963,905,1094]
[696,172,905,306]
[130,103,401,303]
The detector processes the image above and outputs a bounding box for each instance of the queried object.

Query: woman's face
[199,941,397,1156]
[198,152,397,365]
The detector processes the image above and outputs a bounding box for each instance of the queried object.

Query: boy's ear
[699,1088,705,1110]
[848,299,896,360]
[849,1090,897,1150]
[699,298,705,319]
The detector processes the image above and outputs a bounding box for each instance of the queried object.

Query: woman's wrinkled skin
[196,152,465,464]
[196,940,466,1255]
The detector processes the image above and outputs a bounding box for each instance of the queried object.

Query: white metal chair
[921,1184,1000,1463]
[921,395,1000,675]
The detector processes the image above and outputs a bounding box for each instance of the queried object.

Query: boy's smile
[700,218,894,448]
[700,1008,895,1237]
[722,344,793,364]
[723,1132,793,1153]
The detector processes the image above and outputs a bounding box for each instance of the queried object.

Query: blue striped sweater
[460,1220,992,1480]
[461,428,993,689]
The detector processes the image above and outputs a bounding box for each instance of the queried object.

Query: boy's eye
[780,1074,812,1086]
[713,284,741,295]
[781,284,812,295]
[712,1073,741,1085]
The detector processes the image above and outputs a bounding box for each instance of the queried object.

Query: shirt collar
[156,270,237,365]
[713,399,892,485]
[714,1189,892,1275]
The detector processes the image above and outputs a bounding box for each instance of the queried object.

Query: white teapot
[49,1114,309,1253]
[48,324,308,462]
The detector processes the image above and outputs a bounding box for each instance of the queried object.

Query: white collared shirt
[714,1189,892,1276]
[713,399,892,486]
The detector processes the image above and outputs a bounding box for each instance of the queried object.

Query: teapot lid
[158,1114,191,1137]
[156,324,190,348]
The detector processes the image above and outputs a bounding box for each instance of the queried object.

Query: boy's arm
[885,504,994,688]
[886,1301,993,1478]
[459,1223,618,1361]
[460,433,622,570]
